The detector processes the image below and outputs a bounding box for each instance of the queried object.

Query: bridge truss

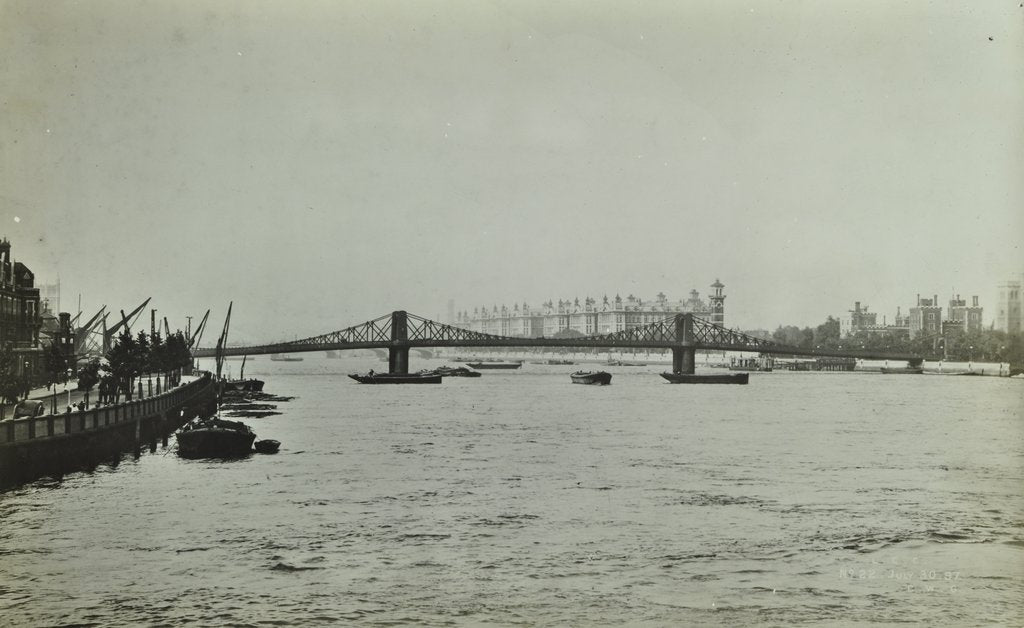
[194,310,919,367]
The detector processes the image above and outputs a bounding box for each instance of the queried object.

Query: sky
[2,1,1022,344]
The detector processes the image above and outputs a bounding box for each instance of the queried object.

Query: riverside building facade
[455,280,726,337]
[0,238,44,379]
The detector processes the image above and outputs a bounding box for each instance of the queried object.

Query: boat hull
[428,367,482,378]
[176,427,256,458]
[880,367,924,375]
[466,362,521,369]
[222,378,265,392]
[660,372,749,385]
[254,439,281,454]
[571,371,612,385]
[348,373,443,384]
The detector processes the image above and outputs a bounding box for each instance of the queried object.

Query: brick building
[0,238,44,381]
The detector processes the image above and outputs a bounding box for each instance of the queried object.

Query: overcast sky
[2,1,1021,343]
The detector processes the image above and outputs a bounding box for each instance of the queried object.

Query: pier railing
[0,373,214,447]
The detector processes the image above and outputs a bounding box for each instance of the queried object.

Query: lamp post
[65,368,72,410]
[23,360,29,400]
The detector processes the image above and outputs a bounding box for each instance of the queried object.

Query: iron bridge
[192,311,922,375]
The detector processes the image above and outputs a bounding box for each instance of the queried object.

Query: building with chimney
[908,294,943,339]
[457,281,725,337]
[945,294,983,335]
[840,301,878,338]
[0,238,44,381]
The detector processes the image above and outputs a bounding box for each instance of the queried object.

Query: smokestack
[917,293,920,306]
[973,295,978,307]
[933,294,938,306]
[855,301,861,312]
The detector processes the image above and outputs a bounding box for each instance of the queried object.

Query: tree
[76,358,102,408]
[814,316,841,348]
[43,341,68,393]
[0,345,24,404]
[105,330,149,401]
[148,331,167,389]
[165,331,191,384]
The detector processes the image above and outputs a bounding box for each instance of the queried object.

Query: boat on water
[348,371,443,384]
[660,372,749,385]
[548,359,575,365]
[425,366,482,378]
[222,356,264,392]
[270,354,304,362]
[466,362,521,370]
[571,370,612,385]
[221,378,265,393]
[607,360,647,367]
[254,439,281,454]
[880,367,924,374]
[176,416,257,458]
[325,350,341,358]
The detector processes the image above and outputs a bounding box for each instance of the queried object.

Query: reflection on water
[1,356,1021,626]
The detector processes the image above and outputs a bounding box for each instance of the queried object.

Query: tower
[709,279,725,326]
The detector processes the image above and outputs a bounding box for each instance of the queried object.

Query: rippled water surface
[1,356,1022,626]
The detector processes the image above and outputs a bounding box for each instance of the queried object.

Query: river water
[1,355,1021,626]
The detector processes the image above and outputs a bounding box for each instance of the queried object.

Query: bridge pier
[672,347,696,374]
[389,311,410,374]
[389,347,409,374]
[672,313,696,374]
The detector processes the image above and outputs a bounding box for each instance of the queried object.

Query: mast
[214,302,233,381]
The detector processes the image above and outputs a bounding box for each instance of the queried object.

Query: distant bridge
[192,311,921,374]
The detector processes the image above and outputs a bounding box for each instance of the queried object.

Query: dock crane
[102,297,151,353]
[188,309,210,349]
[73,306,108,356]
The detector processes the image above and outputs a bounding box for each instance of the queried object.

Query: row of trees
[99,329,193,402]
[763,316,1024,364]
[0,326,194,406]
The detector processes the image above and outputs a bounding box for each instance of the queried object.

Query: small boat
[221,356,264,392]
[325,350,341,358]
[548,359,575,365]
[176,416,256,458]
[221,378,265,393]
[254,439,281,454]
[880,367,924,374]
[660,372,749,385]
[348,371,443,384]
[427,366,482,378]
[571,370,612,385]
[607,360,647,367]
[466,362,521,369]
[270,354,304,362]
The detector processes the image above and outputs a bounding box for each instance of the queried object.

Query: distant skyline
[3,1,1021,344]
